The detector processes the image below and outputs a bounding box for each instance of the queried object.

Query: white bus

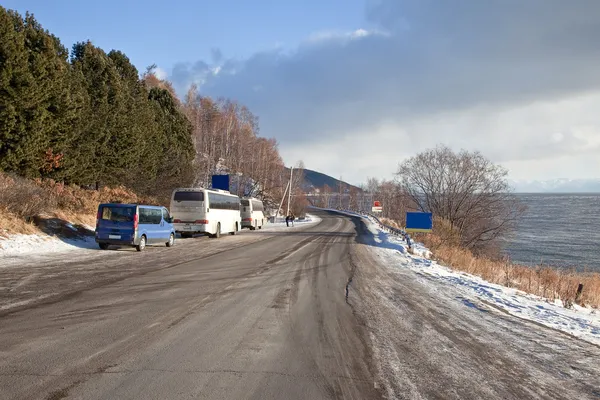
[170,188,241,238]
[240,198,265,230]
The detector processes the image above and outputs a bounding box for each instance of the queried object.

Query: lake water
[502,194,600,271]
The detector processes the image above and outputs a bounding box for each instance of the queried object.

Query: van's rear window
[241,200,250,206]
[174,191,204,202]
[100,206,135,222]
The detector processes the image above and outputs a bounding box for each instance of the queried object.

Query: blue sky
[2,0,366,72]
[3,0,600,186]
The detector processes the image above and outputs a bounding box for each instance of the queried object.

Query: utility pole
[286,167,293,216]
[276,180,289,221]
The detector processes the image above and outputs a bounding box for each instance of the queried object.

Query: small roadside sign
[405,212,433,233]
[372,200,382,213]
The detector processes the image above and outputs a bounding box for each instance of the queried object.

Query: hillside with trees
[0,6,290,233]
[0,7,287,219]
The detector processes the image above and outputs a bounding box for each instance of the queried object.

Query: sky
[4,0,600,187]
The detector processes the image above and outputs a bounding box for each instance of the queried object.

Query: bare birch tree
[182,91,285,207]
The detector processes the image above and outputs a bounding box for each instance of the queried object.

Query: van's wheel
[259,220,263,229]
[230,222,238,235]
[99,243,109,250]
[166,233,175,247]
[213,223,221,238]
[136,235,147,251]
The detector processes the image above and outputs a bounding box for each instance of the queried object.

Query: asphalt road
[0,212,381,400]
[2,211,599,400]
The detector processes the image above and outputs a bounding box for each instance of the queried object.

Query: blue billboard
[405,212,433,233]
[211,174,230,191]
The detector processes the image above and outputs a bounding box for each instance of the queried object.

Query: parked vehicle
[95,203,175,251]
[241,198,265,230]
[170,188,241,238]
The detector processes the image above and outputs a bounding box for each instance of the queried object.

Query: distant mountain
[286,168,363,193]
[509,179,600,193]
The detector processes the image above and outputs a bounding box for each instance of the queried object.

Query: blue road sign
[211,174,230,191]
[405,212,433,233]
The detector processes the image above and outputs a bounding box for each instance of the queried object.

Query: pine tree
[0,9,73,177]
[148,87,195,198]
[69,41,124,187]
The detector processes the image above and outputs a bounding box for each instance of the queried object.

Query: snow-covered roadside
[260,213,322,231]
[0,234,98,258]
[0,233,100,268]
[359,213,600,346]
[0,214,322,266]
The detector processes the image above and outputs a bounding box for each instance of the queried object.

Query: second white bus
[170,188,241,238]
[240,198,265,230]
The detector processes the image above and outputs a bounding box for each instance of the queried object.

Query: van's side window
[162,208,171,221]
[139,208,162,224]
[139,207,150,224]
[150,209,162,224]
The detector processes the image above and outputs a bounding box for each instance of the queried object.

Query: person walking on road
[285,214,290,227]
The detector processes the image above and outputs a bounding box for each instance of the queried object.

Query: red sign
[374,201,381,207]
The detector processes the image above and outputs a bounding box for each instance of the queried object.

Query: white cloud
[153,66,168,80]
[281,92,600,183]
[169,0,600,185]
[306,28,388,44]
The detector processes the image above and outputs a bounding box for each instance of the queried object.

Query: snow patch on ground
[364,216,600,346]
[0,233,97,259]
[0,214,323,266]
[261,214,322,231]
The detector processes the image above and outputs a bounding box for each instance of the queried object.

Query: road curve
[3,211,599,400]
[0,212,381,400]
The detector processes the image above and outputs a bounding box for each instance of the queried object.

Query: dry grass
[380,217,402,230]
[419,231,600,309]
[0,172,156,235]
[0,207,39,237]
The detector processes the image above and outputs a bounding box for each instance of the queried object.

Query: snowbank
[364,216,600,346]
[0,233,97,258]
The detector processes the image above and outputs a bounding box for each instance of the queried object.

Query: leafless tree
[322,184,332,208]
[395,145,525,256]
[349,186,359,210]
[365,177,379,194]
[182,89,286,207]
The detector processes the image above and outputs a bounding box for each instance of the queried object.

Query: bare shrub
[0,174,54,219]
[0,172,156,234]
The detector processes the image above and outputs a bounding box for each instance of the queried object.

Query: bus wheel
[230,222,238,235]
